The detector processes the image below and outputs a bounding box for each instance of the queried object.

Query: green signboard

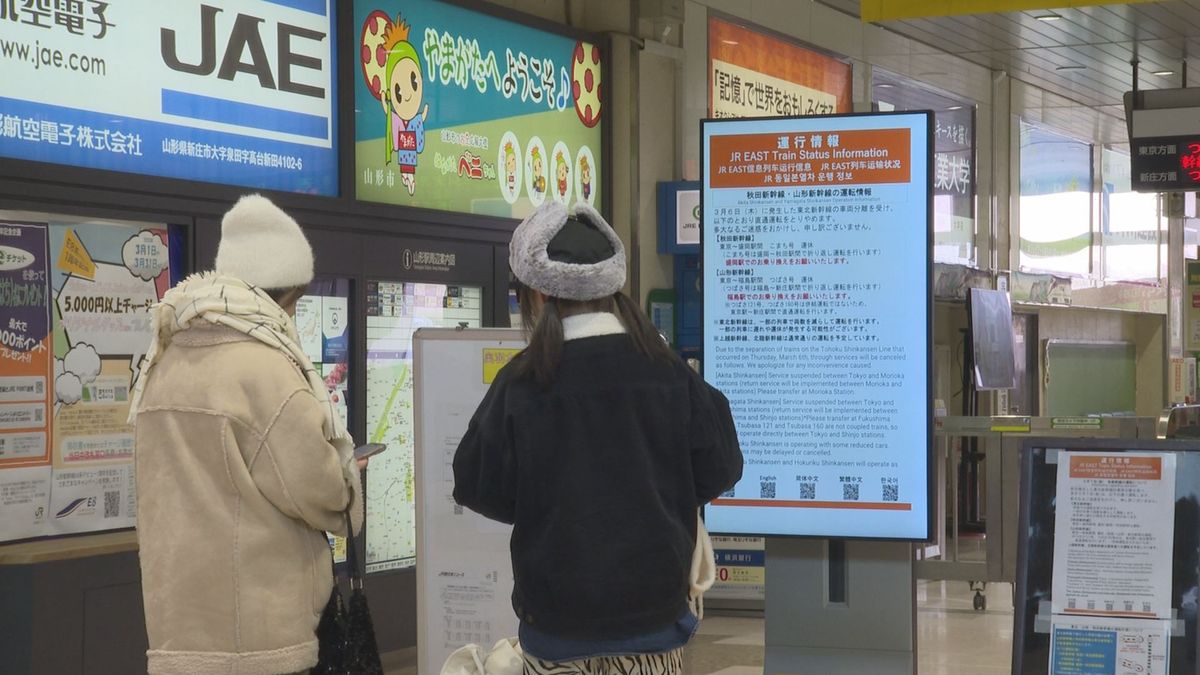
[354,0,603,218]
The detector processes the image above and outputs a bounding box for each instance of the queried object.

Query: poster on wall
[48,223,171,535]
[1052,453,1176,620]
[297,277,353,562]
[1049,615,1171,675]
[708,16,852,119]
[0,221,54,541]
[0,0,338,195]
[353,0,603,219]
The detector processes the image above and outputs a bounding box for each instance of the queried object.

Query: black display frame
[1013,437,1200,675]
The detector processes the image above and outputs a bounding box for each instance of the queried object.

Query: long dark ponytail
[510,283,677,385]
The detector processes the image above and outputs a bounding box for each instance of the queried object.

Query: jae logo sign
[0,0,338,194]
[160,3,330,115]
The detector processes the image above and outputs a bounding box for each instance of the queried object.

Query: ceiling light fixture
[1153,70,1175,76]
[1056,65,1086,71]
[721,39,739,45]
[875,83,896,89]
[1034,13,1062,21]
[947,105,964,111]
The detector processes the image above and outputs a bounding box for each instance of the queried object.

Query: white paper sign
[1053,452,1177,619]
[0,465,52,541]
[294,296,322,365]
[676,189,700,246]
[710,59,838,120]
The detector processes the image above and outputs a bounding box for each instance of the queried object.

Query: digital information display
[702,112,933,540]
[1130,136,1200,192]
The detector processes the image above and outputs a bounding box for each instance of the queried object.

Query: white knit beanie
[214,194,314,290]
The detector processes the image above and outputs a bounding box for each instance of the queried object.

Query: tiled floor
[384,579,1014,674]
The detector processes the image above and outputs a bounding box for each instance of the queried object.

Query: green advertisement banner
[354,0,603,219]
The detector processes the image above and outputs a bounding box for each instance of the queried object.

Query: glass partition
[1018,122,1093,278]
[1101,148,1165,284]
[874,70,976,267]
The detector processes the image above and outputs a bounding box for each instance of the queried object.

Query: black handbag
[312,510,383,675]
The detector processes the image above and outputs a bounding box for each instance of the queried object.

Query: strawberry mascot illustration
[361,11,430,196]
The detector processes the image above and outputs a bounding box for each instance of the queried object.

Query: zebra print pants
[521,648,684,675]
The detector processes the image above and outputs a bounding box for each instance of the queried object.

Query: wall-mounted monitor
[968,288,1016,391]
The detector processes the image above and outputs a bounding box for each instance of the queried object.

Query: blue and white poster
[0,0,338,195]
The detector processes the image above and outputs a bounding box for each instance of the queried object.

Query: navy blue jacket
[453,334,743,640]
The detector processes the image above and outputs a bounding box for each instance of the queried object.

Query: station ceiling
[821,1,1200,123]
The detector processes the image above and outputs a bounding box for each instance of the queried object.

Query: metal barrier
[1157,404,1200,439]
[920,416,1155,610]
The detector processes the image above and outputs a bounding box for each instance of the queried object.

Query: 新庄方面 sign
[1131,136,1200,192]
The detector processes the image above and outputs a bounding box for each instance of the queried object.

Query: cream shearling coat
[134,325,363,675]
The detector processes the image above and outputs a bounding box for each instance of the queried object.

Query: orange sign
[708,128,912,189]
[708,17,852,119]
[1068,454,1162,481]
[57,228,95,280]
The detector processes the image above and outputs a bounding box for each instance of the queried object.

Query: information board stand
[764,539,915,675]
[413,328,525,675]
[699,110,933,675]
[1013,438,1199,675]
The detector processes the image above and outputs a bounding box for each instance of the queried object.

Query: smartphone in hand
[354,443,387,460]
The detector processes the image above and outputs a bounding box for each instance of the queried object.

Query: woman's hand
[357,457,369,472]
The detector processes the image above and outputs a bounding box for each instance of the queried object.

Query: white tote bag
[440,638,523,675]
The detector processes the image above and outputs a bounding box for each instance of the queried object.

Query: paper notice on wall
[1052,452,1176,619]
[48,463,135,535]
[0,465,52,541]
[295,296,323,364]
[436,564,509,652]
[1049,615,1170,675]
